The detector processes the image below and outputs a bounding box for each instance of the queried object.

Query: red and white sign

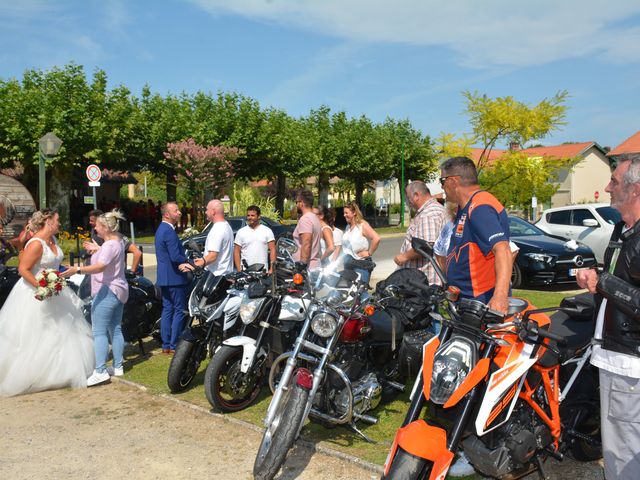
[86,164,102,182]
[594,190,600,201]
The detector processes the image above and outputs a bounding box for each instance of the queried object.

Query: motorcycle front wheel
[167,339,202,393]
[383,447,431,479]
[253,382,308,480]
[204,345,263,412]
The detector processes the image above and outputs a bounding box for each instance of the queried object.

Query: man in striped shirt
[394,181,446,285]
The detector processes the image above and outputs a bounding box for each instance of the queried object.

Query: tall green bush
[231,184,280,221]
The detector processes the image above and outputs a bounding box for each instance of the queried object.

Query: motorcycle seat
[367,308,405,346]
[538,310,594,367]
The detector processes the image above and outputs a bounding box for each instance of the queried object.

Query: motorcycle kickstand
[534,455,550,480]
[348,422,375,443]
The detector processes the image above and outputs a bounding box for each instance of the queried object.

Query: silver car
[535,203,621,264]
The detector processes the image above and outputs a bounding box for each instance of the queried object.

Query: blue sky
[1,0,640,150]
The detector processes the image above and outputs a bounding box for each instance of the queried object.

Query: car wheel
[511,263,523,289]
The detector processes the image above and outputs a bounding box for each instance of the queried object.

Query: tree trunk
[354,179,364,208]
[166,168,177,201]
[317,172,330,206]
[275,174,286,216]
[49,168,71,229]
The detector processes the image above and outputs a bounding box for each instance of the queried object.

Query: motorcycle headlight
[311,311,338,337]
[430,336,476,405]
[239,297,265,324]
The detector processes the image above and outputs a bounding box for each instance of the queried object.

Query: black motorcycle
[166,264,265,393]
[252,240,437,480]
[68,267,162,354]
[0,263,20,308]
[204,244,308,413]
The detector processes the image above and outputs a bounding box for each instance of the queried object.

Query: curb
[113,377,384,475]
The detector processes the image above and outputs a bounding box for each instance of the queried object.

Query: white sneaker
[106,366,124,377]
[448,451,475,477]
[87,370,110,387]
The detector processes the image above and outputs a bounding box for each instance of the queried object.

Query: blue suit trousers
[160,285,187,350]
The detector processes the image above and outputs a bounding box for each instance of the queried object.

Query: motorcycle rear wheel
[383,447,431,479]
[167,339,201,393]
[204,345,263,412]
[253,382,308,480]
[570,415,602,461]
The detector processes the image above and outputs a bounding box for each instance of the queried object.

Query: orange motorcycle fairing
[384,420,454,480]
[421,336,440,401]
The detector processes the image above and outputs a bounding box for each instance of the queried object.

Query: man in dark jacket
[155,202,189,354]
[577,157,640,480]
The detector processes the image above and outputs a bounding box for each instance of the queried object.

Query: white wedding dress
[0,238,94,396]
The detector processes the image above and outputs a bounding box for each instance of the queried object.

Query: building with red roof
[607,130,640,165]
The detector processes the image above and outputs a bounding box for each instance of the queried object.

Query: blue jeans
[92,286,125,373]
[354,267,371,301]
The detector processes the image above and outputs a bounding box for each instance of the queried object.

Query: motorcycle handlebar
[406,279,433,295]
[524,320,568,346]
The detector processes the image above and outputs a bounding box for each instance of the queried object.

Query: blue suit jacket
[155,222,189,287]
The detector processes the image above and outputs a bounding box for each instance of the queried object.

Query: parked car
[509,216,597,288]
[182,216,294,255]
[535,203,620,264]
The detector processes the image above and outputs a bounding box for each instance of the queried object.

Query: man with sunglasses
[440,156,511,314]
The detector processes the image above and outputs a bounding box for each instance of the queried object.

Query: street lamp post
[400,141,405,228]
[38,132,62,208]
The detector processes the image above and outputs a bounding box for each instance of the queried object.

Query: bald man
[193,199,234,275]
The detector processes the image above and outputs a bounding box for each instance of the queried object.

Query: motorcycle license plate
[568,268,576,277]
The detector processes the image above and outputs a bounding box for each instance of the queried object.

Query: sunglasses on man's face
[439,175,460,185]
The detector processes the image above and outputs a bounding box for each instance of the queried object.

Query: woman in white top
[314,206,343,263]
[342,202,380,286]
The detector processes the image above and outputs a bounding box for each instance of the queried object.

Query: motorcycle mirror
[187,239,202,254]
[276,237,298,258]
[411,237,434,257]
[384,285,399,297]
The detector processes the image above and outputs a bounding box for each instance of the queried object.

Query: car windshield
[509,216,545,237]
[227,218,244,232]
[596,206,621,225]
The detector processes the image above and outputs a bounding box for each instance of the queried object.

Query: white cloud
[188,0,640,67]
[264,42,364,110]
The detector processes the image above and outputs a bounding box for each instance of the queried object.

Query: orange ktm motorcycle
[382,239,601,480]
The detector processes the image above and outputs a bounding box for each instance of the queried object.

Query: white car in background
[535,203,621,264]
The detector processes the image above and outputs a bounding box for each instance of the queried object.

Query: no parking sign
[86,164,101,186]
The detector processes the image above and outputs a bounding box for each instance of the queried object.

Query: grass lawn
[122,287,578,471]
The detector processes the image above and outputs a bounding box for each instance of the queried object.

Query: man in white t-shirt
[234,205,276,273]
[193,199,234,276]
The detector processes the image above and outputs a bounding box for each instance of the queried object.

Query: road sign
[595,190,600,201]
[83,196,94,205]
[88,181,101,187]
[86,164,102,183]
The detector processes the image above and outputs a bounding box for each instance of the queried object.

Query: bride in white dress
[0,209,94,396]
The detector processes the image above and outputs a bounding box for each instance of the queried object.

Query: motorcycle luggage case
[399,328,434,379]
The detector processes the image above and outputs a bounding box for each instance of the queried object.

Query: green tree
[462,90,568,172]
[378,118,439,187]
[0,63,135,224]
[481,151,577,212]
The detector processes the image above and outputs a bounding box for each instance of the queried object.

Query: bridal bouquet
[34,268,67,301]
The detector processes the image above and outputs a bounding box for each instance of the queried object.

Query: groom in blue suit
[155,202,189,353]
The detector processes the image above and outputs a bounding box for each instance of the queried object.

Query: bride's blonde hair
[97,209,127,233]
[27,209,57,233]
